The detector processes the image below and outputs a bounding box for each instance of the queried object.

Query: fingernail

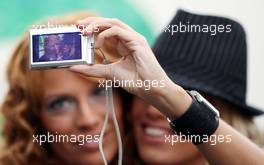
[81,30,87,36]
[70,66,80,71]
[82,29,92,36]
[76,19,84,24]
[70,65,87,71]
[69,66,76,71]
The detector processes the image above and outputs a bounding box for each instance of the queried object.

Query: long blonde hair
[209,97,263,146]
[0,11,123,165]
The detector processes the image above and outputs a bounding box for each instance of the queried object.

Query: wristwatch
[167,90,220,144]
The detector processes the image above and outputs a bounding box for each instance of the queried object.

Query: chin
[73,158,102,165]
[51,139,118,165]
[56,149,115,165]
[137,141,202,165]
[139,150,163,164]
[139,148,169,164]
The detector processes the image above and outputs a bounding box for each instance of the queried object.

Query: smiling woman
[0,12,132,165]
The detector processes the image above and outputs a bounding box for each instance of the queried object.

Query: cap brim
[166,72,264,116]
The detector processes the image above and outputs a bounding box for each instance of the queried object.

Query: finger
[77,18,134,35]
[77,17,132,30]
[70,64,110,78]
[95,26,135,49]
[76,17,101,29]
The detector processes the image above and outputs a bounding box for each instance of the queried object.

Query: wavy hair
[0,11,128,165]
[0,31,45,164]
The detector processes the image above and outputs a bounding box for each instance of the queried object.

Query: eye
[47,96,77,112]
[91,87,105,97]
[88,87,106,107]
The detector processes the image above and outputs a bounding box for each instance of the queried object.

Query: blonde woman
[0,12,132,165]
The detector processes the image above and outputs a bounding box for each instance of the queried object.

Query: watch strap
[168,91,220,145]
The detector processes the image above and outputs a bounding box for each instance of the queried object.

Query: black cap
[153,9,263,116]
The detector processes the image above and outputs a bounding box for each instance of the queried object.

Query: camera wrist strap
[95,47,123,165]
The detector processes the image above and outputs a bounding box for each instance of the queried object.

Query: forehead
[42,69,103,95]
[45,35,60,43]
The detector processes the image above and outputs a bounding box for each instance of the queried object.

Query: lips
[78,140,99,151]
[74,132,107,151]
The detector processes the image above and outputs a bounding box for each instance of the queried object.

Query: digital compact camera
[29,27,94,69]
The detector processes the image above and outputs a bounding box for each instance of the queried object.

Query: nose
[75,98,100,132]
[145,105,165,120]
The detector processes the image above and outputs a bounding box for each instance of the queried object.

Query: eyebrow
[43,94,74,103]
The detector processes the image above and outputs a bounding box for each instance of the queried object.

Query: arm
[198,119,264,164]
[157,82,264,164]
[70,17,264,164]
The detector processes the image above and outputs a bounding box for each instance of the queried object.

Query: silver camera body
[29,27,94,69]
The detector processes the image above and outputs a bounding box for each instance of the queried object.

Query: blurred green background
[0,0,154,42]
[0,0,154,142]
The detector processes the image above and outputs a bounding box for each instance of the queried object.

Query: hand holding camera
[70,17,192,118]
[29,17,191,118]
[71,18,170,93]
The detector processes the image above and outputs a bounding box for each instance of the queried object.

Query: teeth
[145,127,166,137]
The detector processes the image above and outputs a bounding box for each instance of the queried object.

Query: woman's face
[131,97,205,165]
[63,44,71,53]
[40,69,123,165]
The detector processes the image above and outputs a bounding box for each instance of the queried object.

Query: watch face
[189,90,220,117]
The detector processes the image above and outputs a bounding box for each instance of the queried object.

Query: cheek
[113,96,124,130]
[40,111,75,133]
[131,100,145,135]
[131,100,145,121]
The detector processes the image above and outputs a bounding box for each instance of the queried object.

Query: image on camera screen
[32,32,82,62]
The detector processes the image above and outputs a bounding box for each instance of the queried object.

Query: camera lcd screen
[32,32,82,62]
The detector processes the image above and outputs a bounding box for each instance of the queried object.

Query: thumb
[70,64,110,78]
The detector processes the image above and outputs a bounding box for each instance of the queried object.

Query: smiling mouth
[140,122,172,143]
[145,126,167,137]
